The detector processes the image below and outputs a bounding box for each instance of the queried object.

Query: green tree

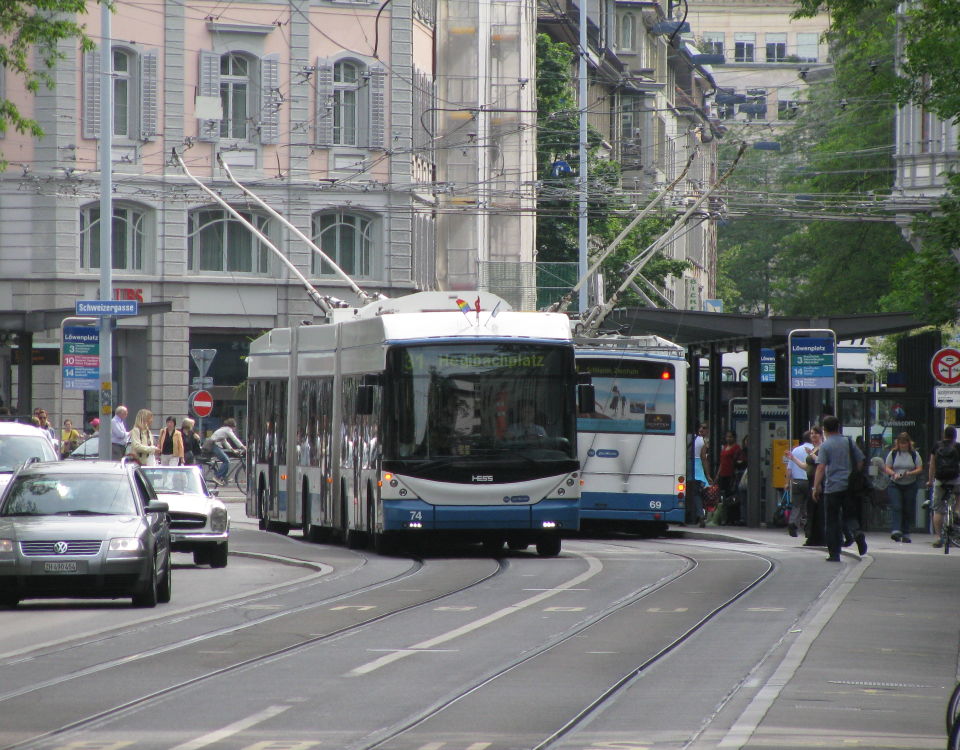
[716,1,914,316]
[0,0,100,151]
[535,33,687,308]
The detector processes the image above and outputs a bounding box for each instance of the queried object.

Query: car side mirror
[145,501,169,514]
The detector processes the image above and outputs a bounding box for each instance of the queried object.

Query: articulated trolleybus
[575,335,688,534]
[246,291,587,556]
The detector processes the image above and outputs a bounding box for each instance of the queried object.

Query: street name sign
[75,300,139,316]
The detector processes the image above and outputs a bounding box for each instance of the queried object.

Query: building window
[188,208,272,273]
[220,54,250,140]
[734,33,755,63]
[311,212,373,277]
[113,49,132,137]
[796,32,819,62]
[83,47,158,141]
[333,61,360,145]
[777,87,800,119]
[765,33,787,62]
[80,204,146,270]
[703,32,724,57]
[620,13,635,51]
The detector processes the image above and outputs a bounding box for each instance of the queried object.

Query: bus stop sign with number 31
[931,348,960,385]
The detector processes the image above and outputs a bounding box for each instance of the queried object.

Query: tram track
[354,540,776,750]
[0,550,505,750]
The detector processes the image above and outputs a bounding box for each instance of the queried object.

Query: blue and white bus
[245,291,586,556]
[575,335,688,534]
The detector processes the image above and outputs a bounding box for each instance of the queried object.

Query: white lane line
[167,704,291,750]
[347,554,603,676]
[717,556,873,748]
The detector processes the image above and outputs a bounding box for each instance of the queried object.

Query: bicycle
[936,483,960,555]
[199,450,247,493]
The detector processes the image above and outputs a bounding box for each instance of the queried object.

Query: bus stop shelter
[604,308,926,526]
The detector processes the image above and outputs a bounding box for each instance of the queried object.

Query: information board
[760,348,776,383]
[790,337,835,389]
[62,326,99,390]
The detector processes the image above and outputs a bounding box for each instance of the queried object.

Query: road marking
[746,607,786,612]
[646,607,688,613]
[331,605,376,611]
[544,606,586,612]
[434,605,478,611]
[718,556,872,748]
[168,705,291,750]
[347,554,603,676]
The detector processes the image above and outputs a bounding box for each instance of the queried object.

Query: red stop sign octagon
[190,389,214,418]
[931,348,960,385]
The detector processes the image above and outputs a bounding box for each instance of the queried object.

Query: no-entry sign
[931,348,960,386]
[190,389,214,418]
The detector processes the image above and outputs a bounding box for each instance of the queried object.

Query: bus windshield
[385,343,576,463]
[577,357,677,434]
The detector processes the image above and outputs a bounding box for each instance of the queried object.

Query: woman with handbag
[127,409,159,466]
[157,416,185,466]
[883,432,923,543]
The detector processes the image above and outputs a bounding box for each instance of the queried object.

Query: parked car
[65,438,101,461]
[0,460,171,608]
[141,465,229,567]
[0,421,60,496]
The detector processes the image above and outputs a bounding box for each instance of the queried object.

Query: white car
[0,421,60,496]
[140,465,230,567]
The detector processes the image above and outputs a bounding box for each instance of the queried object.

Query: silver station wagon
[0,460,172,608]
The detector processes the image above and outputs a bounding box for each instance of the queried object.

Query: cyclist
[928,425,960,548]
[208,418,245,486]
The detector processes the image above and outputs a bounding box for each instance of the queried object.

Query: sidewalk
[681,524,958,748]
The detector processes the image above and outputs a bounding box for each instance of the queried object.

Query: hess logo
[471,474,493,482]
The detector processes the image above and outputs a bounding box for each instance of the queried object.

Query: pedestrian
[688,422,711,528]
[927,425,960,548]
[88,417,100,436]
[803,426,825,546]
[717,431,744,525]
[813,415,867,562]
[882,432,922,543]
[784,429,815,538]
[157,416,185,466]
[59,418,82,459]
[180,417,201,465]
[34,408,56,443]
[111,405,130,460]
[127,409,158,466]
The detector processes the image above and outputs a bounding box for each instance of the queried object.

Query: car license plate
[44,561,78,573]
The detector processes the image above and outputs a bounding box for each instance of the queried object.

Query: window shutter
[260,53,281,144]
[368,64,386,149]
[0,69,5,139]
[198,50,221,142]
[314,58,333,146]
[83,50,102,139]
[140,50,159,140]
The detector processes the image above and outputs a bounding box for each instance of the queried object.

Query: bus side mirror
[578,384,595,414]
[357,385,375,415]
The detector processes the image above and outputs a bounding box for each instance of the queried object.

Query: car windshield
[0,475,138,516]
[141,468,204,495]
[0,435,58,472]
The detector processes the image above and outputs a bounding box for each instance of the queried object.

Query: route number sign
[931,348,960,386]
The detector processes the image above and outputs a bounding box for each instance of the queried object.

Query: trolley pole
[97,3,114,460]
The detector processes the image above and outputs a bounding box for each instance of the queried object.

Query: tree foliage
[0,0,100,149]
[716,1,915,316]
[535,33,687,308]
[794,0,960,124]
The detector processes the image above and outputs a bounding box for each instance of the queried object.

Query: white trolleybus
[575,335,688,535]
[245,291,589,556]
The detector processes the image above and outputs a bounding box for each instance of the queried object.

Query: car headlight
[0,539,14,556]
[108,537,144,558]
[210,507,228,533]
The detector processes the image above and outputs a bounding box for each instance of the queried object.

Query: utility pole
[577,0,588,313]
[98,4,114,460]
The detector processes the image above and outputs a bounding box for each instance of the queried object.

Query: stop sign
[190,389,214,418]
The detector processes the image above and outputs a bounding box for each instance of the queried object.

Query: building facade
[0,0,439,426]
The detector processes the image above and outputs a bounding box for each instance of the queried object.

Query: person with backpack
[813,415,867,561]
[882,432,923,543]
[928,425,960,548]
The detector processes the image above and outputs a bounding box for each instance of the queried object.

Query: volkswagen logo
[54,541,69,555]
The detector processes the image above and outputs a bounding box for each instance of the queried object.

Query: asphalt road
[0,512,954,750]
